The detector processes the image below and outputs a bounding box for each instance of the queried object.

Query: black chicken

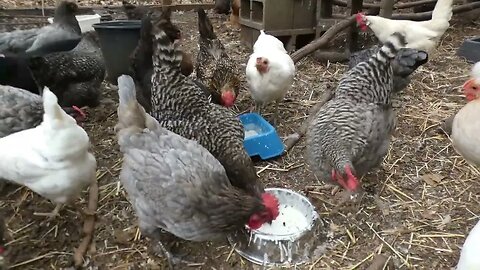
[27,31,105,108]
[0,1,81,56]
[0,53,39,94]
[214,0,231,14]
[349,45,429,93]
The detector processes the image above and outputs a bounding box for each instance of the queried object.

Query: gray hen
[27,31,105,108]
[0,85,86,138]
[116,75,279,269]
[149,10,263,197]
[307,33,407,193]
[349,45,428,93]
[0,1,81,56]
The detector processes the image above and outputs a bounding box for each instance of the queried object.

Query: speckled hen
[195,8,240,107]
[0,85,85,138]
[0,1,81,56]
[149,10,263,197]
[27,31,105,108]
[349,45,428,93]
[306,32,407,192]
[116,75,279,269]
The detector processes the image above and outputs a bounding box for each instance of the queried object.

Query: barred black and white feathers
[149,14,264,197]
[306,32,407,192]
[349,45,428,93]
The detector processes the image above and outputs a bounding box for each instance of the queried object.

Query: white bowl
[48,14,101,33]
[227,188,323,267]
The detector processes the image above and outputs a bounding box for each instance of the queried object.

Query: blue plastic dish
[238,113,285,160]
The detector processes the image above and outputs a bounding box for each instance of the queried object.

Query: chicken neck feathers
[150,21,263,197]
[116,75,263,241]
[307,33,406,184]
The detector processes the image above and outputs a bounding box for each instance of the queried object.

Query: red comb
[261,193,280,219]
[0,246,5,254]
[72,106,87,120]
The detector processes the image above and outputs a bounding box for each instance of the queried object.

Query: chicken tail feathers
[375,32,407,64]
[151,11,183,70]
[431,0,453,22]
[393,48,429,77]
[42,86,69,124]
[197,8,217,40]
[116,75,151,132]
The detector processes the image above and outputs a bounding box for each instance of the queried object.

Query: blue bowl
[238,113,285,160]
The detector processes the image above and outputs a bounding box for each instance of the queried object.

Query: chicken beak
[463,78,473,90]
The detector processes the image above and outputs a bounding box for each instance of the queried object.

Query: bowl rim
[248,188,319,239]
[93,20,142,29]
[239,112,276,136]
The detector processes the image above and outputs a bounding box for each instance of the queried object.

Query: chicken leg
[147,228,198,269]
[34,203,62,218]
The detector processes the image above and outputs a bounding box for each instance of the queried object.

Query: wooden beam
[380,0,395,17]
[391,1,480,20]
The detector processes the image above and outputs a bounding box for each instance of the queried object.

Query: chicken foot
[33,203,62,218]
[149,231,198,269]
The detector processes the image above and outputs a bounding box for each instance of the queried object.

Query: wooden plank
[0,3,215,16]
[380,0,395,18]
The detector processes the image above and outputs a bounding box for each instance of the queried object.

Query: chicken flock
[0,0,478,269]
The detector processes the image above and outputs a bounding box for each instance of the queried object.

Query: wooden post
[346,0,363,52]
[316,0,333,38]
[380,0,395,18]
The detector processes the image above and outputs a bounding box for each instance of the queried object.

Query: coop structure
[239,0,365,52]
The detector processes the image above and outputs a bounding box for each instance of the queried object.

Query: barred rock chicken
[0,52,39,94]
[149,10,263,197]
[122,0,149,20]
[0,85,86,138]
[457,219,480,270]
[356,0,453,53]
[349,45,429,93]
[451,62,480,167]
[196,8,240,108]
[306,33,407,193]
[0,1,81,56]
[131,10,193,112]
[116,75,279,269]
[0,87,96,217]
[246,30,295,125]
[27,31,105,108]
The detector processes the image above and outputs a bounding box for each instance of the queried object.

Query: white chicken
[457,219,480,270]
[246,30,295,125]
[0,87,96,217]
[356,0,453,53]
[451,62,480,167]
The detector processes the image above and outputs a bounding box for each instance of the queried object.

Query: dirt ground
[0,1,480,270]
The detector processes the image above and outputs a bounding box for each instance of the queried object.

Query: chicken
[0,87,96,217]
[130,10,193,112]
[122,0,149,20]
[116,75,279,269]
[356,0,453,53]
[230,0,240,28]
[149,9,263,197]
[0,52,39,94]
[348,45,429,93]
[0,1,81,56]
[27,30,105,108]
[457,219,480,270]
[306,32,406,193]
[0,85,86,138]
[246,30,295,125]
[451,62,480,167]
[195,8,240,107]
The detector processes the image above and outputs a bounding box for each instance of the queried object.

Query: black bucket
[93,20,141,84]
[457,37,480,64]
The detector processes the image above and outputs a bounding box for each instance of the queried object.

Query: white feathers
[471,61,480,81]
[117,74,137,105]
[0,89,96,206]
[457,220,480,270]
[253,30,287,54]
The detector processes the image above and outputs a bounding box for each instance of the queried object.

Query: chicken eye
[263,60,268,65]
